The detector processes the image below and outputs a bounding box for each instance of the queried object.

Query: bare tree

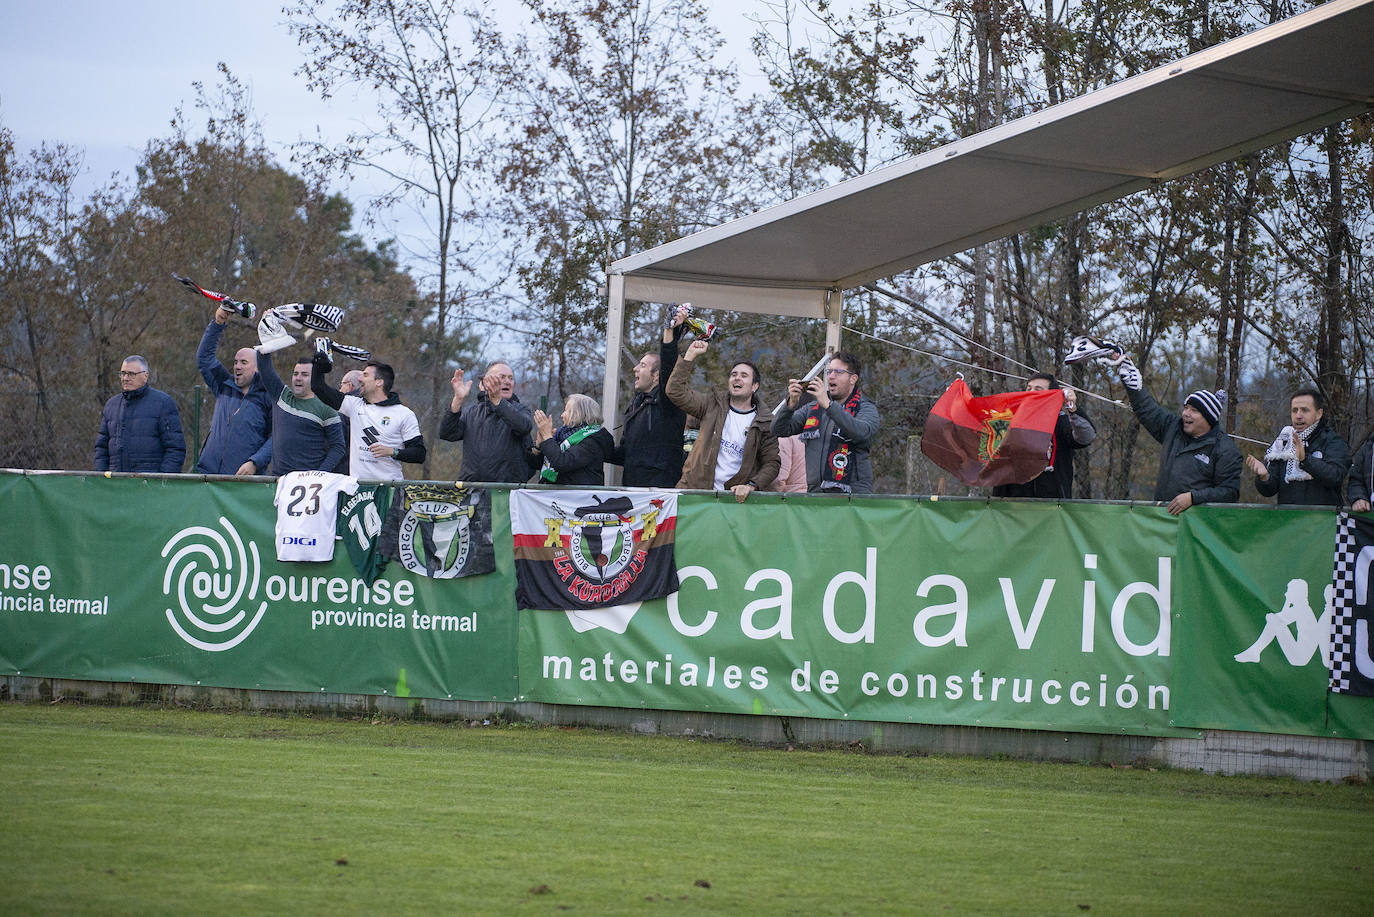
[287,0,504,475]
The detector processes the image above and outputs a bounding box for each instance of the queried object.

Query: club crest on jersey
[394,485,479,578]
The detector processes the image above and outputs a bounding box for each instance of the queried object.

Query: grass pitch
[1,704,1369,915]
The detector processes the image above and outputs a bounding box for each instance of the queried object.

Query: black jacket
[1254,419,1350,506]
[1128,386,1241,505]
[1348,438,1374,506]
[993,408,1096,499]
[611,337,686,487]
[538,426,615,486]
[439,392,535,484]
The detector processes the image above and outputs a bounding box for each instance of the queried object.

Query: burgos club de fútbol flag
[921,377,1064,488]
[511,490,678,611]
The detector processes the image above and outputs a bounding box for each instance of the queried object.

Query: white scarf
[1263,424,1314,483]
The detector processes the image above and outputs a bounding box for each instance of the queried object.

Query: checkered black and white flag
[1329,512,1374,696]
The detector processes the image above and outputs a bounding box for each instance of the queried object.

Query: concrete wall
[6,674,1368,782]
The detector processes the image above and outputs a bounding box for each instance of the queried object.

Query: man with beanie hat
[1110,353,1242,514]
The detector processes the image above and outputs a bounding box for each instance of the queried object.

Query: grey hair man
[94,355,186,473]
[439,360,536,483]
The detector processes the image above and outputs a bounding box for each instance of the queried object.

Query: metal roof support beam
[602,273,626,485]
[825,289,843,356]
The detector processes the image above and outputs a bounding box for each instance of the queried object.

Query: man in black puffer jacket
[94,355,186,473]
[1247,388,1350,506]
[610,309,687,487]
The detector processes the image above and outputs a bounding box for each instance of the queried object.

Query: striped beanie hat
[1185,389,1227,427]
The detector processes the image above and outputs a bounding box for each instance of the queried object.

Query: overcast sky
[0,0,778,212]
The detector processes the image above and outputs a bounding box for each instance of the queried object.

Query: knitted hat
[1185,389,1227,427]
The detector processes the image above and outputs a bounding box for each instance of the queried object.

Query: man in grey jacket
[773,352,881,494]
[439,361,535,483]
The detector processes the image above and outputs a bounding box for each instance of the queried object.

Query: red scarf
[803,388,863,489]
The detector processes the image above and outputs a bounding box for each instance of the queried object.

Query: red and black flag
[921,378,1064,488]
[511,490,678,611]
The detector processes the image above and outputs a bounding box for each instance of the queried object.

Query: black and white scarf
[1264,423,1315,483]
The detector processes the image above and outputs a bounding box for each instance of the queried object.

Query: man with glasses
[773,352,881,494]
[94,356,186,473]
[439,361,536,483]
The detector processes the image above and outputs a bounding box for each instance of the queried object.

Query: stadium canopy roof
[606,0,1374,313]
[599,0,1374,433]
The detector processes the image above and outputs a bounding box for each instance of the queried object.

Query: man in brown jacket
[666,338,780,502]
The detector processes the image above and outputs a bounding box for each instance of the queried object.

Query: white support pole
[825,288,844,355]
[602,274,627,485]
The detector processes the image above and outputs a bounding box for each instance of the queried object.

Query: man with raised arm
[439,361,535,483]
[1111,352,1241,514]
[256,355,346,476]
[666,339,779,502]
[195,305,276,476]
[992,373,1095,499]
[311,355,425,480]
[610,307,687,487]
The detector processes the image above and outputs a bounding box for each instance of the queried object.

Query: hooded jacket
[94,383,186,473]
[1128,385,1241,505]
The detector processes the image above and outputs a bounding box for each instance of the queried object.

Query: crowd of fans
[93,303,1374,511]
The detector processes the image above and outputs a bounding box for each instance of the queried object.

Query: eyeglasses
[824,368,854,376]
[118,370,148,377]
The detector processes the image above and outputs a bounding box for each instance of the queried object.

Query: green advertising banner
[1172,507,1369,739]
[3,473,1372,741]
[520,498,1190,736]
[0,474,519,702]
